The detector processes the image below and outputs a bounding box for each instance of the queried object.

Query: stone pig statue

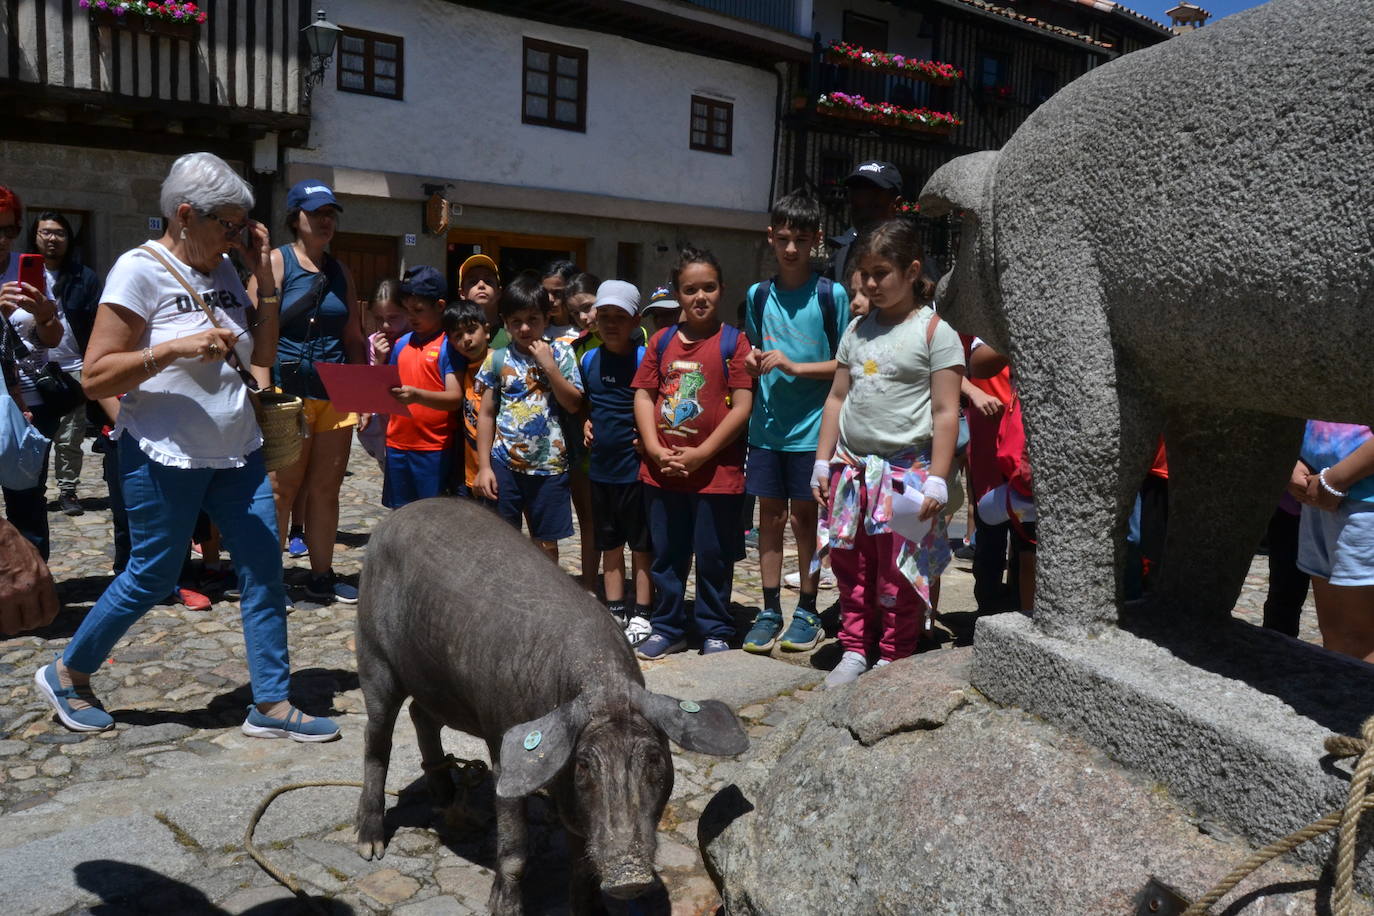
[919,0,1373,638]
[354,498,749,915]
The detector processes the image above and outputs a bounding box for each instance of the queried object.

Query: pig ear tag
[679,700,701,714]
[523,730,543,751]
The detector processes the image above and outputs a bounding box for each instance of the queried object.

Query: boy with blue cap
[384,265,463,509]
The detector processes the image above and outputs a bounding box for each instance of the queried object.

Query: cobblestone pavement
[0,441,1321,914]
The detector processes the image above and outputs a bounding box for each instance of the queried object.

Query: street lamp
[301,9,343,106]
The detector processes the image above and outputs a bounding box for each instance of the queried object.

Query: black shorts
[590,479,652,553]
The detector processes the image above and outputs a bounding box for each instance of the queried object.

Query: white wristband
[921,475,948,507]
[810,459,831,490]
[1319,468,1347,499]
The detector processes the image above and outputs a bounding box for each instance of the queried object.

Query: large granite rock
[919,0,1374,636]
[701,648,1372,914]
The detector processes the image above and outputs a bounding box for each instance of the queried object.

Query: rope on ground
[242,755,489,914]
[1183,714,1374,915]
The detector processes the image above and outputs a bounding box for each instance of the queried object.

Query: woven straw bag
[138,244,307,472]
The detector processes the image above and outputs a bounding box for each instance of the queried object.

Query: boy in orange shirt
[384,266,462,508]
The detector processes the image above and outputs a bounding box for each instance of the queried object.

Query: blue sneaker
[779,608,824,651]
[742,609,784,654]
[701,637,732,655]
[305,571,358,604]
[241,705,341,743]
[35,663,114,732]
[287,534,308,558]
[636,634,686,660]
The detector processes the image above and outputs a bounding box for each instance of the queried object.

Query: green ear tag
[679,700,701,714]
[523,730,542,751]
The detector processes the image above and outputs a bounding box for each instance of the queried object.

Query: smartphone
[17,254,45,295]
[240,225,255,250]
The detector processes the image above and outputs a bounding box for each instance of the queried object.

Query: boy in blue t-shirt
[581,280,654,645]
[741,191,849,655]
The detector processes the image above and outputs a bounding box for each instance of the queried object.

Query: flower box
[824,41,963,87]
[816,92,960,137]
[84,1,205,41]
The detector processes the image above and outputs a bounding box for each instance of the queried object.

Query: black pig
[353,498,749,914]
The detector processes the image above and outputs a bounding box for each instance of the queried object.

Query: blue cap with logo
[400,265,448,301]
[287,180,343,212]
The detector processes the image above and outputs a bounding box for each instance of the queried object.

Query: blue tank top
[274,244,351,400]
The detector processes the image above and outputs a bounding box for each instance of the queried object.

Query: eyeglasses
[36,228,68,240]
[0,225,20,239]
[210,215,249,237]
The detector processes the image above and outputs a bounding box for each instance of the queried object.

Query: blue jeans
[645,487,741,643]
[64,434,291,703]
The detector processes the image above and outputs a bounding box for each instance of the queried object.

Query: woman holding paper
[35,152,338,742]
[249,180,365,605]
[810,220,964,689]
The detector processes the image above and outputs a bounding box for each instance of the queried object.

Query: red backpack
[996,388,1033,499]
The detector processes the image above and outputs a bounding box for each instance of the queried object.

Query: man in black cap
[829,160,903,284]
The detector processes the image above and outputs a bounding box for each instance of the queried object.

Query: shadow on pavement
[73,859,354,914]
[107,667,359,730]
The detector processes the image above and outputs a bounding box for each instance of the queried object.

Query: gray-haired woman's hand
[171,327,240,363]
[234,219,273,288]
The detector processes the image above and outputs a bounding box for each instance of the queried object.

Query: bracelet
[142,347,160,377]
[257,289,281,307]
[1318,468,1347,499]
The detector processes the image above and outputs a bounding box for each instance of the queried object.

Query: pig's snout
[600,860,658,899]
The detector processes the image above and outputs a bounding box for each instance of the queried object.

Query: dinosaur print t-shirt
[474,340,583,475]
[632,325,752,494]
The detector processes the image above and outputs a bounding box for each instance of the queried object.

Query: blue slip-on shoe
[241,705,341,743]
[636,634,687,660]
[287,534,308,558]
[701,637,733,655]
[35,663,114,732]
[778,608,824,652]
[742,609,784,654]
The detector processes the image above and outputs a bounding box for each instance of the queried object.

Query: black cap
[844,160,902,192]
[399,265,448,301]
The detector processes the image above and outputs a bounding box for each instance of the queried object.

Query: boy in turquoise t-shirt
[740,191,848,654]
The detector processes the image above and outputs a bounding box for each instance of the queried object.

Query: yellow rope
[1183,714,1374,914]
[242,755,489,912]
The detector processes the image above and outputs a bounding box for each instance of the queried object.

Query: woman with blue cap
[250,180,365,604]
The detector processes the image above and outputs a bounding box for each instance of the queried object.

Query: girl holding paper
[810,219,964,689]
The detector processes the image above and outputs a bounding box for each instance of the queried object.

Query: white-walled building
[286,0,810,301]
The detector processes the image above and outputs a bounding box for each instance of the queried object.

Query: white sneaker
[823,650,870,689]
[624,615,653,647]
[783,569,837,590]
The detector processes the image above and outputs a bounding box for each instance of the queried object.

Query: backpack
[579,344,646,386]
[748,276,841,357]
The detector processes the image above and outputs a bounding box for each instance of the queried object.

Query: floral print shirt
[474,341,583,475]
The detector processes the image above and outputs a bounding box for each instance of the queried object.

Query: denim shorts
[1297,501,1374,586]
[744,446,816,501]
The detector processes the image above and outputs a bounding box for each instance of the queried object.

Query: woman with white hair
[33,152,338,742]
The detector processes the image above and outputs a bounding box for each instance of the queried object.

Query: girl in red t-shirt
[632,248,753,659]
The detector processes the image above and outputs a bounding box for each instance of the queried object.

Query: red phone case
[17,254,46,295]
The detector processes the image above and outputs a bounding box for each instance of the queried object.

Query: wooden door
[445,229,587,295]
[332,232,399,310]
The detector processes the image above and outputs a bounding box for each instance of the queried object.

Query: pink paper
[315,363,411,415]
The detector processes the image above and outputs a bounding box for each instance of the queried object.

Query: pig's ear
[634,691,750,757]
[496,697,589,798]
[917,150,997,219]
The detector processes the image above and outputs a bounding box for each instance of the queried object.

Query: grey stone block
[919,0,1374,635]
[642,651,822,710]
[972,612,1374,891]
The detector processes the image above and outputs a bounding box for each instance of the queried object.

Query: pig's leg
[1152,406,1305,622]
[356,657,404,860]
[489,791,529,916]
[1011,300,1161,637]
[409,703,456,809]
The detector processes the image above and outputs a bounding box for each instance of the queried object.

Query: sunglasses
[222,327,261,391]
[210,215,250,237]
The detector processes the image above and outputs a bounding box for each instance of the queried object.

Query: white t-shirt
[101,242,262,468]
[46,266,83,372]
[835,305,964,459]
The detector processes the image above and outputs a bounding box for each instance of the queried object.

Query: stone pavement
[0,440,1323,914]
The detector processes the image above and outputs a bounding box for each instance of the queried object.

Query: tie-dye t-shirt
[1301,421,1374,504]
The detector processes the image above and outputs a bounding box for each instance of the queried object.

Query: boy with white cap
[580,280,653,642]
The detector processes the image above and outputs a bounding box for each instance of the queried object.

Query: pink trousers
[830,525,927,662]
